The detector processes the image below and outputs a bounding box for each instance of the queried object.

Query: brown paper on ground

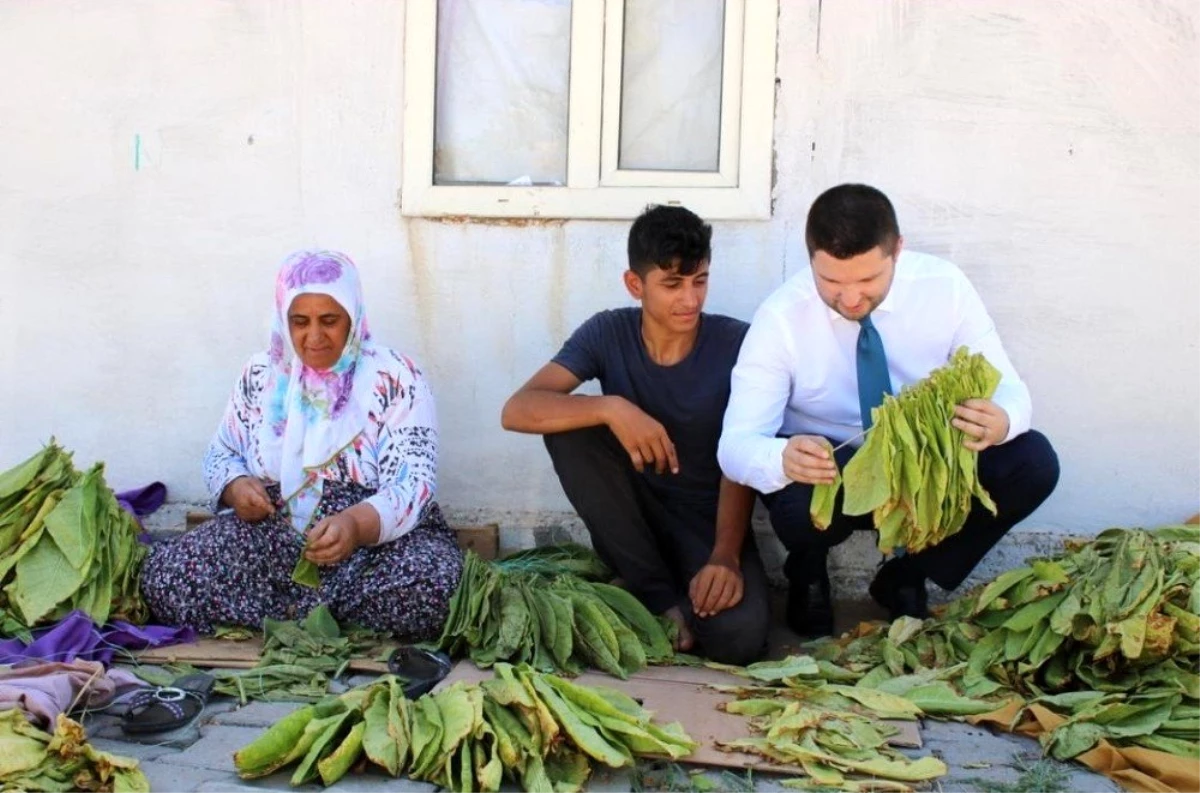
[437,661,921,773]
[133,636,389,673]
[969,699,1198,793]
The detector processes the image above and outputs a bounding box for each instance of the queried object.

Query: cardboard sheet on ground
[436,661,921,773]
[132,637,389,674]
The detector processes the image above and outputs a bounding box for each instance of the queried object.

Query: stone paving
[80,598,1122,793]
[82,698,1121,793]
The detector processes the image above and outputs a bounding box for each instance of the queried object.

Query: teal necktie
[857,314,892,429]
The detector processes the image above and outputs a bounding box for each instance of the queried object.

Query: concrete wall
[2,2,1197,555]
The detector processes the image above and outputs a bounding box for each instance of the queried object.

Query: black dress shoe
[787,579,834,637]
[784,553,834,637]
[869,559,929,621]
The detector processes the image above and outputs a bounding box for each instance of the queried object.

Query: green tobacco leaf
[899,682,995,716]
[1003,590,1068,633]
[292,556,320,588]
[317,720,366,786]
[0,708,50,776]
[8,524,85,625]
[0,445,54,502]
[1132,733,1200,759]
[301,603,340,638]
[290,710,354,786]
[361,687,399,776]
[842,436,890,517]
[810,479,840,532]
[529,675,631,767]
[824,685,923,719]
[810,440,842,530]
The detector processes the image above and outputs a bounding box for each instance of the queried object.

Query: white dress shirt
[718,250,1032,495]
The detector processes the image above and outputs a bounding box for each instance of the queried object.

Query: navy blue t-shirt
[552,308,748,513]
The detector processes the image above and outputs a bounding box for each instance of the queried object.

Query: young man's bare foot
[662,606,695,652]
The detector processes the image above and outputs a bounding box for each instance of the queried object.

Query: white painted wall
[1,1,1196,536]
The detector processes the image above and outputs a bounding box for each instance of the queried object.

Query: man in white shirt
[718,184,1059,637]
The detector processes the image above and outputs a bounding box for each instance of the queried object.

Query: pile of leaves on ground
[0,709,148,792]
[438,546,674,678]
[710,525,1198,791]
[811,346,1002,553]
[234,662,695,791]
[708,655,960,791]
[137,605,388,704]
[0,441,147,636]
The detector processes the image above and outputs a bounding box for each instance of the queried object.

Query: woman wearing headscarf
[140,250,463,638]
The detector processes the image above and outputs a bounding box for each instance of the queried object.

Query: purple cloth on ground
[0,610,195,666]
[115,481,167,524]
[114,481,167,544]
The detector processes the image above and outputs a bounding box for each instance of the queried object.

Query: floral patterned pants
[139,482,463,639]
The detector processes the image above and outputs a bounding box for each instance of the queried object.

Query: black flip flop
[121,672,215,734]
[387,646,452,699]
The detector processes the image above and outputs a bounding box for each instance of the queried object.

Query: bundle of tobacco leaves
[233,662,695,791]
[489,543,612,579]
[0,709,149,792]
[138,605,389,705]
[811,346,1001,554]
[217,604,389,703]
[0,441,147,634]
[438,548,674,678]
[800,525,1199,763]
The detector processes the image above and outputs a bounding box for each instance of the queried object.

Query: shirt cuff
[207,468,251,513]
[723,436,791,494]
[993,391,1032,443]
[753,436,793,494]
[365,493,410,545]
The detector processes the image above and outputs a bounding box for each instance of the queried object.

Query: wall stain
[429,215,566,228]
[815,0,822,55]
[403,219,436,362]
[548,225,567,344]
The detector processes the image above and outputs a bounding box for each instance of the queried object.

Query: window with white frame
[402,0,778,220]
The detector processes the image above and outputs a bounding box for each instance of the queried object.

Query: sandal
[387,646,452,699]
[120,672,215,734]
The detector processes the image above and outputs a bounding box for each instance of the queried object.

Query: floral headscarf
[257,250,381,531]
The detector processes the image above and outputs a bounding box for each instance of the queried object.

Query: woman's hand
[221,476,276,523]
[304,511,363,566]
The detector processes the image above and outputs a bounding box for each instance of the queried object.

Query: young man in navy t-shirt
[502,205,769,665]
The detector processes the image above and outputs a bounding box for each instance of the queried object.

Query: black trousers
[544,426,771,665]
[762,430,1060,591]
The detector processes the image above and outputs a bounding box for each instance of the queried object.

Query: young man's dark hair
[805,184,900,259]
[627,205,713,277]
